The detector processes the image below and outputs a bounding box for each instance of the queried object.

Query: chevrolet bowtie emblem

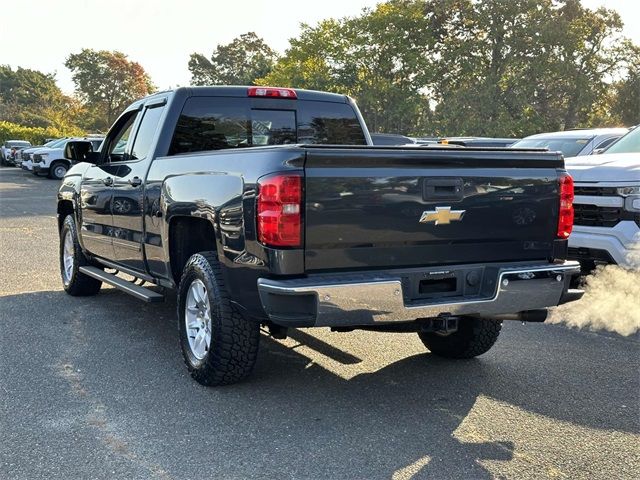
[419,206,466,225]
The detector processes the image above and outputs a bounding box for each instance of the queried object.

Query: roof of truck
[145,86,350,104]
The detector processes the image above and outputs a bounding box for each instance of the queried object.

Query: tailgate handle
[424,178,464,202]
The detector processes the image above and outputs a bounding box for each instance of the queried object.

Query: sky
[1,0,638,95]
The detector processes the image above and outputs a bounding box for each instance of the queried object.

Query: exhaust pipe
[483,309,548,322]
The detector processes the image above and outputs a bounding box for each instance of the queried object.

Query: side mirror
[592,148,605,155]
[64,141,101,164]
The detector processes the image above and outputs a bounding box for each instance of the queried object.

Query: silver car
[510,128,629,157]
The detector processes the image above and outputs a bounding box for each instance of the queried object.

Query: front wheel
[60,215,102,296]
[178,252,260,386]
[49,161,68,180]
[418,317,502,359]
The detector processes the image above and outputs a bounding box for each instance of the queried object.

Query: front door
[111,102,166,271]
[80,109,142,261]
[79,164,120,259]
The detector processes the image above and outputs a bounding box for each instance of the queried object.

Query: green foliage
[0,120,83,145]
[65,49,155,130]
[189,32,277,86]
[0,65,82,131]
[261,0,638,137]
[260,2,436,134]
[610,45,640,125]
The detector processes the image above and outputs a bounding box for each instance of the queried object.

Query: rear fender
[161,172,245,268]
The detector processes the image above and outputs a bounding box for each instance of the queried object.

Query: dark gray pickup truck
[59,86,583,386]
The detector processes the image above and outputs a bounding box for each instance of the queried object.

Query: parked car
[371,133,416,145]
[1,140,31,165]
[33,137,103,179]
[440,137,519,147]
[7,145,30,166]
[510,128,628,158]
[565,126,640,271]
[20,138,68,172]
[58,85,582,386]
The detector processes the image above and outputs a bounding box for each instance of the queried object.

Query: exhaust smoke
[549,250,640,336]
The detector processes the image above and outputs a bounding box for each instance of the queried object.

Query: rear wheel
[418,317,502,359]
[49,161,68,180]
[178,252,260,386]
[60,215,102,296]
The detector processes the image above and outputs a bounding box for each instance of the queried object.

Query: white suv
[19,138,66,172]
[566,127,640,270]
[32,137,103,179]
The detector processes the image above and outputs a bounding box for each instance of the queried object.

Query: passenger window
[252,110,296,146]
[170,97,250,155]
[130,105,165,160]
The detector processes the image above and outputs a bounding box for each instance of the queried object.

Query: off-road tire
[178,252,260,386]
[418,317,502,359]
[60,215,102,296]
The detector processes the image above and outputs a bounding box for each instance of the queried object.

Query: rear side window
[169,98,250,155]
[169,97,366,156]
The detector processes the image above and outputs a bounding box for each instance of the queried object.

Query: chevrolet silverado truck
[58,86,583,386]
[566,126,640,271]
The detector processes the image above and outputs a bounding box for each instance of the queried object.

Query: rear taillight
[257,173,302,247]
[248,87,297,99]
[557,172,574,239]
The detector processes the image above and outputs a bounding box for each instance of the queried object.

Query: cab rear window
[169,97,366,155]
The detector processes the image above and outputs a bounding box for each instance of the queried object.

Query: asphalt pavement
[0,166,638,479]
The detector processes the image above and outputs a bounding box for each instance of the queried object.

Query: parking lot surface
[1,167,638,479]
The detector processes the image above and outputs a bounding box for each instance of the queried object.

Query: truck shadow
[3,288,638,478]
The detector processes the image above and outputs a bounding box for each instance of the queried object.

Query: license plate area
[403,266,487,302]
[419,275,458,296]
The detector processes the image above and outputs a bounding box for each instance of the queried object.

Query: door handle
[128,176,142,187]
[102,177,113,186]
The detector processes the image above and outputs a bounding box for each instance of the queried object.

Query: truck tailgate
[304,147,564,272]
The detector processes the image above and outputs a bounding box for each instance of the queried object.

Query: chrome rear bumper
[257,261,583,328]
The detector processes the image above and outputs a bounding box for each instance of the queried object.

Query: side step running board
[79,266,164,303]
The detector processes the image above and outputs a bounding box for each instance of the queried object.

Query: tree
[610,45,640,125]
[260,1,438,135]
[430,0,635,136]
[65,49,155,130]
[260,0,637,137]
[188,32,277,86]
[0,65,79,129]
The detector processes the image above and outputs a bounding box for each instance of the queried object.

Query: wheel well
[169,216,217,284]
[57,200,74,231]
[50,159,70,169]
